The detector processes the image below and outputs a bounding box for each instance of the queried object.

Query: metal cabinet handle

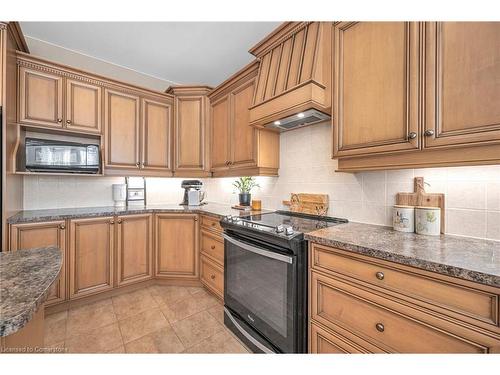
[66,120,71,124]
[141,162,145,168]
[424,129,435,136]
[135,162,140,167]
[59,224,66,230]
[110,220,115,224]
[117,219,122,224]
[376,323,385,332]
[211,245,216,250]
[375,271,385,280]
[210,274,216,280]
[57,118,62,123]
[408,132,417,139]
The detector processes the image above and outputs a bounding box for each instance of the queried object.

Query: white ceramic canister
[415,206,441,236]
[392,205,415,233]
[112,184,127,207]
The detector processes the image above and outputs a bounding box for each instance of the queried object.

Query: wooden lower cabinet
[9,221,67,306]
[155,213,199,279]
[309,242,500,353]
[116,214,153,286]
[69,217,115,299]
[200,254,224,300]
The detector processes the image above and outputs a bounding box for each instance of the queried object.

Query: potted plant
[232,177,260,206]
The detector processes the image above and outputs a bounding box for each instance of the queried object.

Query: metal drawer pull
[222,233,294,264]
[408,132,417,139]
[211,245,216,249]
[59,224,66,230]
[210,274,216,280]
[424,129,435,136]
[224,307,275,354]
[375,271,384,280]
[376,323,385,332]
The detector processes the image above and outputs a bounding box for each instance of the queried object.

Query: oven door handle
[223,233,294,264]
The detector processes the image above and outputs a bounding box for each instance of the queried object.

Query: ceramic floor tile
[65,323,123,353]
[125,326,185,353]
[184,330,248,353]
[149,285,192,307]
[206,304,224,325]
[112,289,159,321]
[118,308,169,343]
[161,289,219,323]
[44,311,68,346]
[66,298,117,336]
[171,310,224,349]
[107,345,126,353]
[186,286,205,295]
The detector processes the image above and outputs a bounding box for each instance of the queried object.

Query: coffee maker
[180,180,206,206]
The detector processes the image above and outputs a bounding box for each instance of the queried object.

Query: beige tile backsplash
[23,122,500,241]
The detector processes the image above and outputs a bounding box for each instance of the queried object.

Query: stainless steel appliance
[180,180,206,206]
[220,211,348,353]
[25,138,100,174]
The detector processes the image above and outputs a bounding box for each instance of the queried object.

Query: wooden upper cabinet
[155,214,199,279]
[9,221,67,306]
[231,79,257,168]
[167,86,211,177]
[19,66,63,128]
[333,22,420,157]
[424,22,500,148]
[211,95,231,170]
[116,214,153,286]
[209,61,280,176]
[65,78,102,134]
[141,98,172,172]
[104,89,140,170]
[69,216,114,299]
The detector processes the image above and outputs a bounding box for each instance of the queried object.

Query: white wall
[25,36,176,91]
[23,122,500,241]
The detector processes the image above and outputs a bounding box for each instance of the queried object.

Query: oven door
[223,232,296,353]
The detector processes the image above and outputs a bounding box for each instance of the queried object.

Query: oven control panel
[222,215,294,236]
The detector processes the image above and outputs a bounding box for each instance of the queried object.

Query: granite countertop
[305,222,500,288]
[7,202,267,224]
[0,247,62,337]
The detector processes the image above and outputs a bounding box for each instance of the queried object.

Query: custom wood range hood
[248,22,332,131]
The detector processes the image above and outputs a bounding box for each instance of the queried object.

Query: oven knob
[276,225,284,233]
[226,215,232,222]
[285,226,294,235]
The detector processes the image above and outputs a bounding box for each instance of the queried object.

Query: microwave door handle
[222,233,293,264]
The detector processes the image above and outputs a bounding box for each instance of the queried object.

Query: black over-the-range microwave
[25,138,100,174]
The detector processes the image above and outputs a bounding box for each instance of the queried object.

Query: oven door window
[224,234,295,352]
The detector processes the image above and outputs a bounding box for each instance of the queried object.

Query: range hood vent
[268,109,330,132]
[248,22,332,130]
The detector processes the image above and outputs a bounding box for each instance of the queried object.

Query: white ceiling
[19,22,281,86]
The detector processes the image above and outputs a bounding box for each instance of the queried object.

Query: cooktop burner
[221,210,348,238]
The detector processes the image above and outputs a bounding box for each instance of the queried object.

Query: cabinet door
[333,22,420,157]
[65,78,102,134]
[104,89,140,169]
[211,95,231,170]
[19,66,63,128]
[231,79,257,168]
[116,214,153,286]
[142,98,172,172]
[9,221,67,306]
[155,214,199,279]
[69,217,114,299]
[424,22,500,148]
[174,96,207,171]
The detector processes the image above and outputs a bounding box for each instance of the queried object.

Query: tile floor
[43,285,250,353]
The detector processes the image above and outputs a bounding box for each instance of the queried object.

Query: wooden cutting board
[282,193,329,216]
[396,177,445,233]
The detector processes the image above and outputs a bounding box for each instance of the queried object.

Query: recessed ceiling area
[19,22,281,87]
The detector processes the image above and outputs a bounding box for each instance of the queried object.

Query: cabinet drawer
[310,322,371,353]
[311,243,499,327]
[200,255,224,299]
[201,215,223,233]
[201,229,224,265]
[311,272,494,353]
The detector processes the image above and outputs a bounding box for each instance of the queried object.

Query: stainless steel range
[220,210,348,353]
